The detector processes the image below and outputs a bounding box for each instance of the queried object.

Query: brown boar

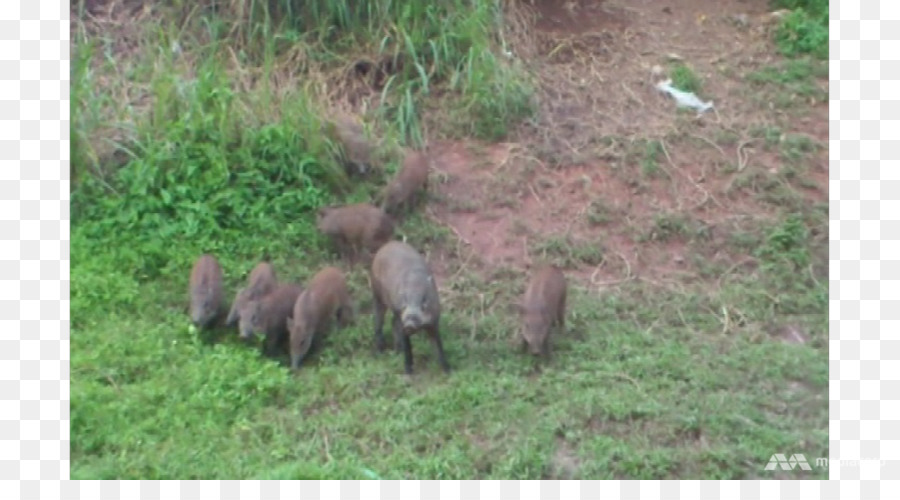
[379,148,430,216]
[225,261,278,327]
[189,254,224,328]
[286,266,354,370]
[237,283,304,356]
[515,265,567,357]
[323,115,376,176]
[316,203,395,263]
[371,240,450,374]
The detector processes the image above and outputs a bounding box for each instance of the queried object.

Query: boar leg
[374,300,387,352]
[353,244,364,266]
[290,334,313,371]
[263,329,283,357]
[400,328,414,375]
[336,301,352,328]
[557,295,566,333]
[429,325,451,373]
[345,242,356,266]
[289,348,302,371]
[392,313,403,352]
[332,235,346,259]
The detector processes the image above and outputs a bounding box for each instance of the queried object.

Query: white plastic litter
[656,79,715,114]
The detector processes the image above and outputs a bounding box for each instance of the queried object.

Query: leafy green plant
[670,63,702,94]
[641,140,663,177]
[770,0,828,59]
[755,213,811,270]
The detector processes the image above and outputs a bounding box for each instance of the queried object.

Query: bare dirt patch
[530,0,632,34]
[426,0,828,289]
[547,435,581,479]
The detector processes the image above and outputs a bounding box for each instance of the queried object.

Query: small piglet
[371,240,450,374]
[238,283,304,356]
[189,254,225,328]
[515,265,567,357]
[286,266,353,370]
[225,261,278,327]
[380,148,430,215]
[316,203,395,263]
[323,115,376,176]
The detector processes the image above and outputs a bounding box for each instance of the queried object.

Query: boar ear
[301,289,315,313]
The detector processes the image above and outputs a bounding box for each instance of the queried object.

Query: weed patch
[770,0,828,60]
[669,63,702,94]
[530,235,605,268]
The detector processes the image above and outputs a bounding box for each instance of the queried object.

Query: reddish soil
[425,0,828,289]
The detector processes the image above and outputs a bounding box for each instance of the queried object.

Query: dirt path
[426,0,828,289]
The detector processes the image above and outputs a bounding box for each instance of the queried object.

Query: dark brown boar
[225,261,278,327]
[237,283,304,356]
[515,265,567,357]
[286,266,353,370]
[316,203,395,263]
[379,148,430,216]
[370,240,450,374]
[189,254,224,328]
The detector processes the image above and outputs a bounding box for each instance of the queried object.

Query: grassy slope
[71,0,829,479]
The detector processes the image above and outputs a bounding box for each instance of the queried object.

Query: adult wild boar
[371,241,450,374]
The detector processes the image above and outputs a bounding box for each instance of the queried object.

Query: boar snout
[521,315,549,357]
[401,311,421,332]
[238,323,255,341]
[191,298,214,326]
[290,336,312,370]
[401,307,427,332]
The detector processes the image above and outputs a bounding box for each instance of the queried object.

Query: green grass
[640,140,663,178]
[71,221,829,480]
[71,0,536,182]
[770,0,828,60]
[640,213,709,244]
[530,234,606,268]
[747,58,828,107]
[742,1,827,111]
[71,0,828,480]
[669,63,702,94]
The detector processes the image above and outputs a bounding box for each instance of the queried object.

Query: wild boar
[515,265,567,357]
[237,283,304,356]
[225,261,278,327]
[189,254,224,328]
[286,266,353,370]
[370,240,450,374]
[323,115,376,176]
[379,148,430,216]
[316,203,395,263]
